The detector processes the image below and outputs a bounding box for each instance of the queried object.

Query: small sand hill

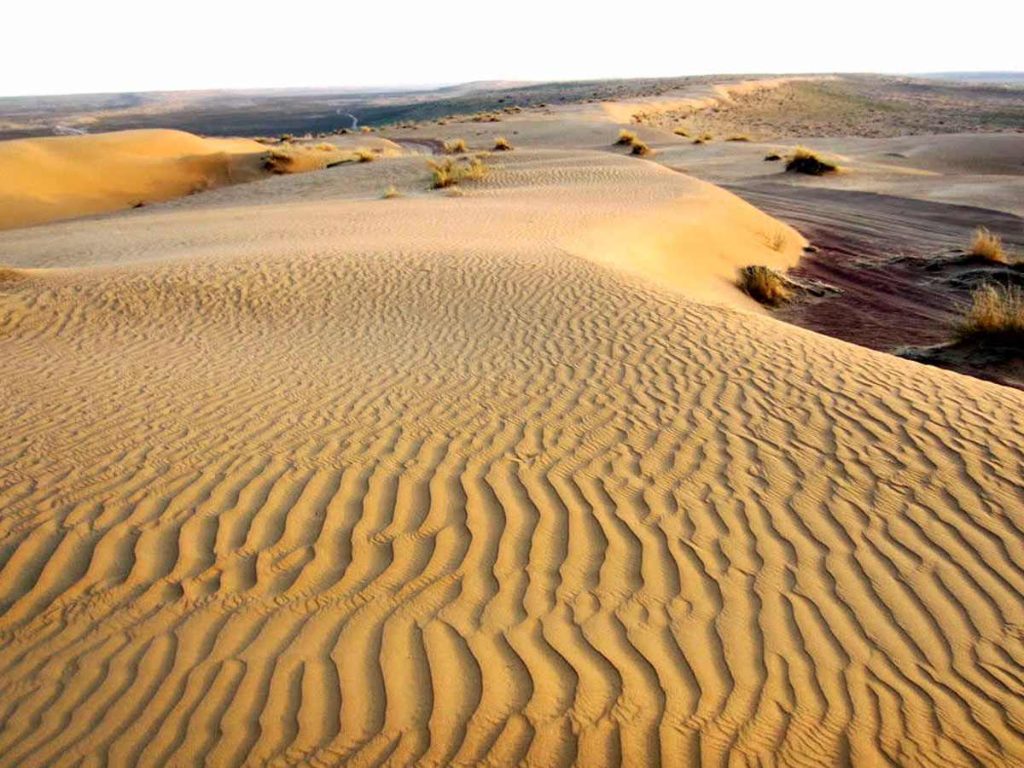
[0,129,269,229]
[1,144,1023,768]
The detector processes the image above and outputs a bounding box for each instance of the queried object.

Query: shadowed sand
[1,122,1024,767]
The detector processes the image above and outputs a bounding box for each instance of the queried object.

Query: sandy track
[1,149,1024,767]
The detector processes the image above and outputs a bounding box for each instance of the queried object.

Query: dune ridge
[1,147,1023,767]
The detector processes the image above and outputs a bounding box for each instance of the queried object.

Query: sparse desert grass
[356,149,376,163]
[738,265,791,306]
[956,284,1024,344]
[763,230,788,252]
[630,139,653,156]
[429,157,489,189]
[615,129,637,146]
[968,227,1007,263]
[262,149,295,173]
[493,136,513,151]
[445,138,469,154]
[382,185,401,199]
[786,147,838,175]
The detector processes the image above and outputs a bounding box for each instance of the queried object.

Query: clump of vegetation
[615,129,637,146]
[763,230,788,252]
[262,149,295,173]
[429,157,489,189]
[493,136,513,151]
[315,142,336,152]
[764,153,782,162]
[356,148,376,163]
[785,147,838,175]
[956,284,1024,344]
[630,139,653,157]
[968,227,1007,263]
[445,138,469,154]
[673,128,689,137]
[279,134,295,143]
[382,185,401,199]
[727,135,750,142]
[360,126,374,134]
[738,266,792,306]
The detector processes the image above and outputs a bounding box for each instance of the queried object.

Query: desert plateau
[1,24,1024,768]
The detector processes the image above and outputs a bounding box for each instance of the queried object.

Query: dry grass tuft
[786,147,838,175]
[630,139,653,157]
[429,157,489,189]
[763,230,788,252]
[738,266,791,306]
[764,153,782,161]
[615,129,637,146]
[493,136,513,151]
[445,138,469,154]
[356,149,376,163]
[262,149,295,173]
[956,284,1024,344]
[968,227,1007,263]
[382,185,401,199]
[673,128,689,137]
[314,142,336,152]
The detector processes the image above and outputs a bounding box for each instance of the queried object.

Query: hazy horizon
[3,0,1022,97]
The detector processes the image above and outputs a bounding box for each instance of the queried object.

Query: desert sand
[2,86,1024,768]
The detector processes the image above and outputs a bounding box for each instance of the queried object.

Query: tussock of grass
[764,153,782,161]
[968,227,1007,263]
[445,138,469,154]
[493,136,513,151]
[630,139,653,157]
[262,149,295,173]
[314,142,336,152]
[738,266,791,306]
[356,149,376,163]
[786,147,838,175]
[382,185,400,199]
[957,284,1024,344]
[360,126,374,133]
[615,129,637,146]
[673,128,689,137]
[429,157,489,189]
[763,230,788,252]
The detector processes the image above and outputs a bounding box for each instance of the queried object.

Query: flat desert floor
[2,78,1024,767]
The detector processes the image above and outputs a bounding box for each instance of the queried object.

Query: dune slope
[0,129,273,230]
[1,150,1023,767]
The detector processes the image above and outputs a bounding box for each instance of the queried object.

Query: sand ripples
[2,152,1024,766]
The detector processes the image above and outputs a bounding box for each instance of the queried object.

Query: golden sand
[0,124,1022,767]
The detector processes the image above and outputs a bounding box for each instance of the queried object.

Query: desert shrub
[615,129,637,145]
[262,149,295,173]
[786,147,838,175]
[738,266,791,306]
[445,138,469,154]
[968,227,1007,263]
[956,284,1024,344]
[493,136,513,151]
[630,139,652,156]
[429,157,488,188]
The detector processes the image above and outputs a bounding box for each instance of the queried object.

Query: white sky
[2,0,1022,97]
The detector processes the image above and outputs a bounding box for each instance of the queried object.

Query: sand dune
[0,129,373,231]
[2,137,1024,768]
